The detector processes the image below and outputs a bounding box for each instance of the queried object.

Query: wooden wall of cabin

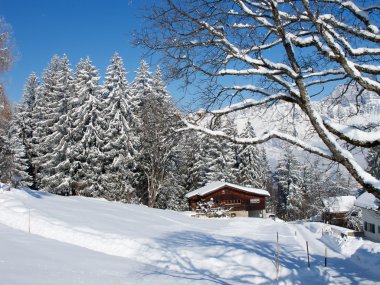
[189,186,266,212]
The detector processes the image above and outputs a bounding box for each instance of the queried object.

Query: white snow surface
[185,181,270,198]
[322,196,356,213]
[355,192,380,211]
[0,187,379,285]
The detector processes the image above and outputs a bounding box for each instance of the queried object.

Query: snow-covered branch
[179,120,334,160]
[208,92,298,116]
[323,119,380,147]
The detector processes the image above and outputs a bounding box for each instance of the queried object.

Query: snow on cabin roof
[185,181,270,198]
[354,192,380,211]
[322,196,356,213]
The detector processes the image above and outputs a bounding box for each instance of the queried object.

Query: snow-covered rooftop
[185,181,270,198]
[322,196,356,213]
[354,192,380,211]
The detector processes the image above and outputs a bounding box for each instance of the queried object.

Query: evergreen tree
[0,85,16,184]
[31,55,63,189]
[129,60,155,203]
[0,135,12,183]
[39,54,75,194]
[70,57,105,197]
[180,130,209,191]
[204,117,237,183]
[366,146,380,179]
[17,72,39,187]
[132,63,182,207]
[235,121,270,189]
[101,53,135,201]
[275,151,304,220]
[326,167,351,197]
[301,157,327,218]
[9,112,33,187]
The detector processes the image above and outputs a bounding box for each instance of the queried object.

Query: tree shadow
[138,230,319,284]
[17,186,51,199]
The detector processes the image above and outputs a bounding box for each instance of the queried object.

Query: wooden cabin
[322,196,356,227]
[185,181,270,217]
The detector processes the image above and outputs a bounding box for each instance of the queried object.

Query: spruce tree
[70,57,105,197]
[275,151,304,220]
[101,53,135,201]
[17,72,39,187]
[39,54,74,195]
[366,146,380,179]
[9,111,33,187]
[132,63,182,207]
[204,117,236,183]
[31,55,62,189]
[236,121,270,189]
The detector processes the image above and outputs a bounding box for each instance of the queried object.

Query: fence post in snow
[276,232,280,284]
[306,241,310,268]
[325,247,327,268]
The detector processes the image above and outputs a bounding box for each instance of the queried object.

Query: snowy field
[0,187,379,285]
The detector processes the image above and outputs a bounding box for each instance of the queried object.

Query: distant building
[355,192,380,242]
[185,181,270,217]
[322,196,356,227]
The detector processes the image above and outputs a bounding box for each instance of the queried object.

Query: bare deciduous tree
[136,0,380,197]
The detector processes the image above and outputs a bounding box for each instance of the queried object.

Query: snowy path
[0,188,379,284]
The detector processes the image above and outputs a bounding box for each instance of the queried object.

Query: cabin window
[366,222,375,233]
[225,199,241,205]
[250,198,260,204]
[378,225,380,234]
[222,190,225,195]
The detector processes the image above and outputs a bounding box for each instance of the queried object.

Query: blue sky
[1,0,174,104]
[1,0,338,108]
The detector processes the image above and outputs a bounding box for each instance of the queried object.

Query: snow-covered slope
[0,187,379,284]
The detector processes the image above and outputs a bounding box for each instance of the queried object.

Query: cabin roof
[185,181,270,198]
[354,192,380,211]
[322,196,356,213]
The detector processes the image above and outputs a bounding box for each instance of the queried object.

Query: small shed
[355,192,380,242]
[185,181,270,217]
[322,196,356,227]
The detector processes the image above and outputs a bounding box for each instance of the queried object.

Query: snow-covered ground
[0,187,379,284]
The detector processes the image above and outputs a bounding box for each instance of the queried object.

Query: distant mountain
[217,84,380,168]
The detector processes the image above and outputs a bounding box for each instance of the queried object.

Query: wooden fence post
[306,241,310,268]
[276,232,280,284]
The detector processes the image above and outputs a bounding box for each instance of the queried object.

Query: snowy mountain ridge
[217,84,380,167]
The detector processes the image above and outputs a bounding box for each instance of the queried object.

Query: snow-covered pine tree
[38,54,74,195]
[132,63,182,207]
[235,121,270,189]
[101,53,135,202]
[204,117,237,183]
[180,130,209,191]
[8,110,33,187]
[17,72,39,188]
[275,151,304,220]
[128,60,155,203]
[366,146,380,180]
[0,135,12,183]
[300,157,327,218]
[326,168,351,197]
[0,84,12,183]
[31,55,63,189]
[70,57,105,197]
